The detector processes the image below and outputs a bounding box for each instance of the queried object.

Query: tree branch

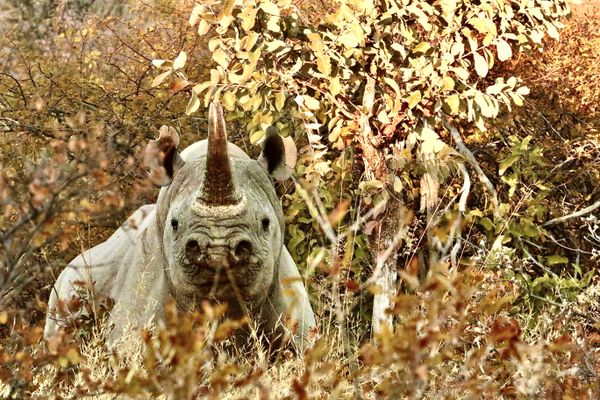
[444,122,499,212]
[543,200,600,227]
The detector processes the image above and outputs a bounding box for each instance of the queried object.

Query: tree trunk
[358,74,404,337]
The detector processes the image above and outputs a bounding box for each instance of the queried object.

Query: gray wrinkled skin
[44,138,316,350]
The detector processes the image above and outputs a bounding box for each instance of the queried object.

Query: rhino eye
[261,217,270,232]
[171,218,179,231]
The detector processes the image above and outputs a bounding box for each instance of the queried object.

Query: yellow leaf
[307,32,323,54]
[510,92,524,106]
[0,311,8,324]
[420,125,445,153]
[408,91,421,109]
[241,6,258,31]
[173,51,187,70]
[189,4,203,26]
[222,91,236,111]
[151,59,171,68]
[66,348,81,365]
[250,130,265,144]
[496,39,512,62]
[198,20,210,36]
[260,1,280,16]
[186,90,200,115]
[383,77,401,97]
[218,0,236,19]
[329,76,342,96]
[244,32,259,51]
[192,82,212,95]
[377,109,390,124]
[412,42,430,54]
[442,75,455,91]
[303,95,320,110]
[470,17,489,34]
[474,52,488,77]
[445,95,460,115]
[212,48,229,69]
[339,32,359,48]
[275,91,285,111]
[151,70,171,87]
[266,16,280,32]
[545,21,559,40]
[317,55,331,75]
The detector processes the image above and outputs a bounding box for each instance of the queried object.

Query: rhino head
[144,103,296,318]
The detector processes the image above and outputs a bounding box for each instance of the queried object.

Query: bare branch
[444,122,499,212]
[543,200,600,227]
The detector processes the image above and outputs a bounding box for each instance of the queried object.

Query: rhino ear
[144,125,185,187]
[257,125,297,181]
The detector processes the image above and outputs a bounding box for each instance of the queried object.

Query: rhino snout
[184,238,253,267]
[185,239,207,265]
[231,239,252,264]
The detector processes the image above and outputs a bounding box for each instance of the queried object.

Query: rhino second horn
[198,102,241,206]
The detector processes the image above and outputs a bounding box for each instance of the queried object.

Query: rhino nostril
[233,240,252,263]
[185,240,204,264]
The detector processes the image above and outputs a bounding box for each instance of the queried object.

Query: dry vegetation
[0,0,598,398]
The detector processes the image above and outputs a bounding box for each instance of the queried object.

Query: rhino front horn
[197,101,241,207]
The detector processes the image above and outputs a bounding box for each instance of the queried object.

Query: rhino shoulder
[44,204,158,339]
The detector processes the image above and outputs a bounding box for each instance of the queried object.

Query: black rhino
[44,102,316,349]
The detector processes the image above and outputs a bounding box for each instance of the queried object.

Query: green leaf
[499,154,519,176]
[547,255,569,266]
[479,217,494,231]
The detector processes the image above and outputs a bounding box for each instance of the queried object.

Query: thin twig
[543,200,600,227]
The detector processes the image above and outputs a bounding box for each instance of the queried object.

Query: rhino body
[44,104,315,349]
